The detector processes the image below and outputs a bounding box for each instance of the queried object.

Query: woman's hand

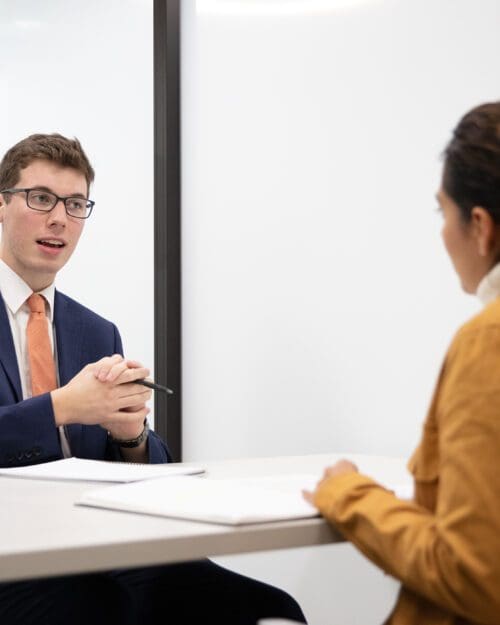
[303,459,358,505]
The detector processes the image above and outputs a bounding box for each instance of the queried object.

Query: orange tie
[26,294,57,396]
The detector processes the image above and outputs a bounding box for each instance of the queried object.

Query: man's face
[0,159,87,291]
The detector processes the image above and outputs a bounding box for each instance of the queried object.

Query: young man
[0,134,306,625]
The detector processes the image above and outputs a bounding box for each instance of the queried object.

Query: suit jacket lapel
[54,291,85,385]
[0,296,22,401]
[54,290,84,455]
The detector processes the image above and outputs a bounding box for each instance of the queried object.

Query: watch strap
[108,419,149,448]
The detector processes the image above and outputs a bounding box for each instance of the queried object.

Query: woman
[305,101,500,625]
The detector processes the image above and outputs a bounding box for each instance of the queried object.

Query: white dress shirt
[0,259,71,457]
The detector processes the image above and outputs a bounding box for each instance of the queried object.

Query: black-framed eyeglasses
[0,188,95,219]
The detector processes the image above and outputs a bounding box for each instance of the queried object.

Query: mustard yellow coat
[314,298,500,625]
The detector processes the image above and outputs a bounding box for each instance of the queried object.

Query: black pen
[137,379,174,394]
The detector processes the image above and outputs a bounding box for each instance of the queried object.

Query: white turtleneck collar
[476,263,500,306]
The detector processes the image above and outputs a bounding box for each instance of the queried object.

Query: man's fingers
[120,403,147,413]
[114,367,151,385]
[115,389,152,409]
[93,354,124,380]
[94,364,151,386]
[101,407,150,428]
[102,360,130,382]
[125,359,143,369]
[92,357,148,383]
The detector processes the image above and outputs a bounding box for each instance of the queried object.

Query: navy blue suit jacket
[0,290,171,467]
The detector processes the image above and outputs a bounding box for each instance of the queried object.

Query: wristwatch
[108,419,149,448]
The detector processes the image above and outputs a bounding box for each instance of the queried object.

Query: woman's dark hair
[443,102,500,223]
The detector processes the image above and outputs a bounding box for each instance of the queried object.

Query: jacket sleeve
[0,393,63,467]
[313,324,500,624]
[105,430,172,464]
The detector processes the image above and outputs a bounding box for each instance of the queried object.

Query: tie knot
[27,293,46,315]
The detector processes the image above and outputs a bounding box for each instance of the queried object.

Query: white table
[0,453,409,583]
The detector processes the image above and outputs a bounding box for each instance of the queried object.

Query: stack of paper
[0,457,204,483]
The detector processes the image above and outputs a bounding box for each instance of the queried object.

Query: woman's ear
[471,206,496,257]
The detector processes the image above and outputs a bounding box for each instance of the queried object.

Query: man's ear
[471,206,496,257]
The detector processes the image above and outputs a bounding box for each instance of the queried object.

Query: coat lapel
[54,291,85,385]
[0,296,22,401]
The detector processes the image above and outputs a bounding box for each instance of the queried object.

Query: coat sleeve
[313,323,500,624]
[0,394,63,466]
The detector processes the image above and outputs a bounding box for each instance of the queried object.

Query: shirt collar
[477,263,500,306]
[0,259,55,321]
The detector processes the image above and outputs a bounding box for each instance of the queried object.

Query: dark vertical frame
[154,0,182,460]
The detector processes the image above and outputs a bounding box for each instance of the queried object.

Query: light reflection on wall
[197,0,382,17]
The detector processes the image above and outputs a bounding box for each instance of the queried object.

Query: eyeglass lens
[27,189,91,218]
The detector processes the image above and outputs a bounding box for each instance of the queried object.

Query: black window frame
[154,0,182,460]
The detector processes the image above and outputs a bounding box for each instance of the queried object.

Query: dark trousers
[0,559,306,625]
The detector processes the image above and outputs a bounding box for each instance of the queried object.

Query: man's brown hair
[0,133,95,196]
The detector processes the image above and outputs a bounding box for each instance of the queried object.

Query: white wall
[181,1,500,623]
[0,0,155,422]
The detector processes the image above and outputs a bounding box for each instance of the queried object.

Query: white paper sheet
[0,457,205,483]
[78,474,322,525]
[77,472,414,526]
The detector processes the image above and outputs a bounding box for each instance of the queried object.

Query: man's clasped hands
[51,354,150,441]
